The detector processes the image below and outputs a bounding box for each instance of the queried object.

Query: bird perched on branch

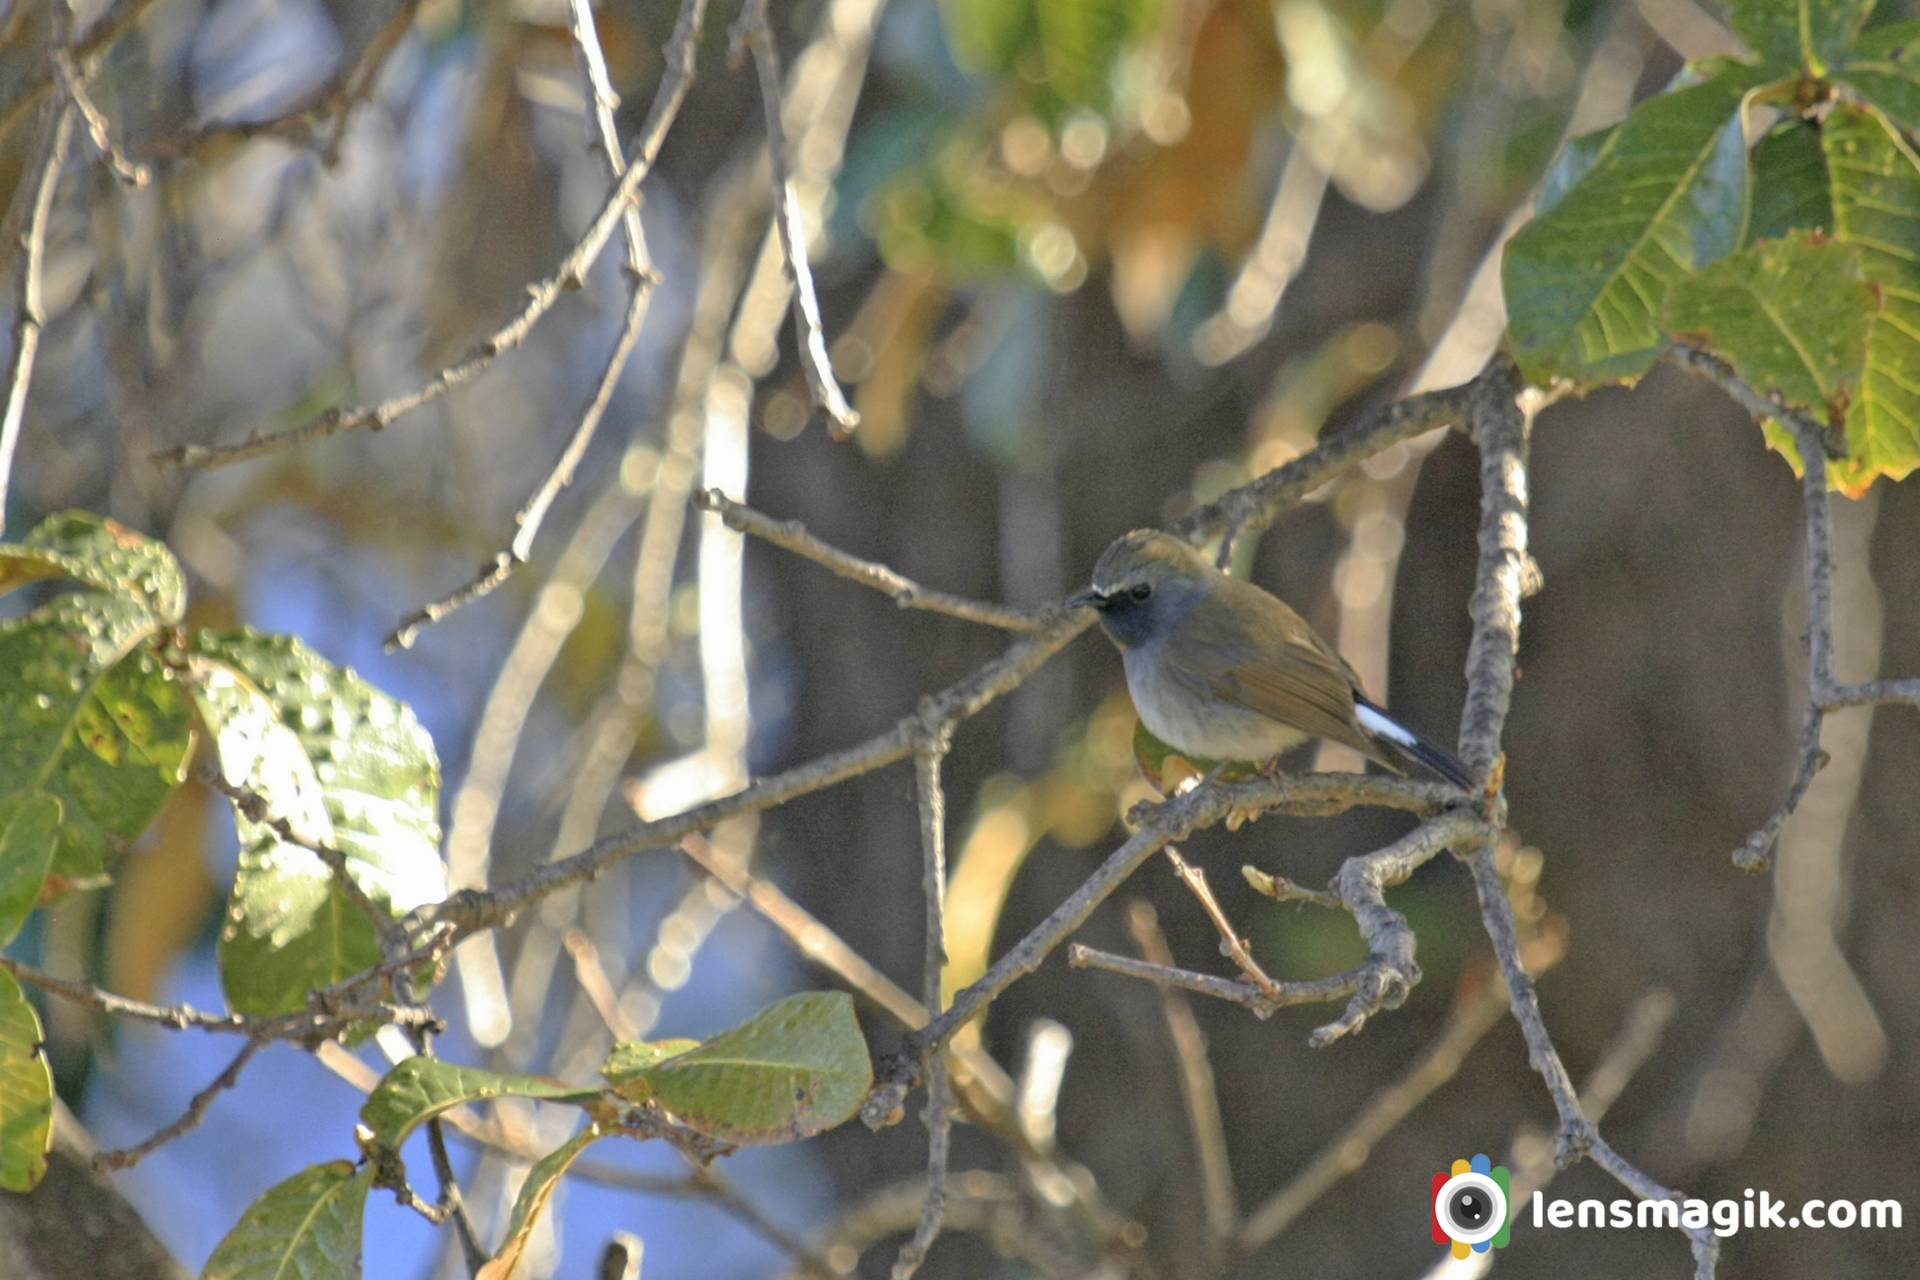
[1070,529,1472,790]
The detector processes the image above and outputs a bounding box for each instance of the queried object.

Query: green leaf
[0,968,52,1192]
[1823,104,1920,491]
[359,1057,595,1152]
[619,992,871,1145]
[189,630,447,1016]
[602,1038,699,1091]
[1727,0,1874,73]
[940,0,1035,78]
[1839,21,1920,136]
[1504,72,1756,386]
[0,591,195,889]
[0,511,186,623]
[1749,122,1832,240]
[201,1160,372,1280]
[1536,124,1621,217]
[1666,232,1877,451]
[1034,0,1160,109]
[0,793,60,946]
[475,1126,605,1280]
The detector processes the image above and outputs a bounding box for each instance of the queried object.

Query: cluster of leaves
[0,511,453,1190]
[1502,0,1920,494]
[202,993,870,1279]
[0,514,873,1276]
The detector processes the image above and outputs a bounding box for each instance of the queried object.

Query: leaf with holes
[1726,0,1874,73]
[0,537,194,889]
[188,630,447,1016]
[0,968,52,1192]
[1504,71,1757,386]
[1840,21,1920,135]
[475,1125,606,1280]
[201,1160,372,1280]
[0,793,60,947]
[359,1058,597,1153]
[1822,104,1920,492]
[1665,232,1877,462]
[616,992,870,1145]
[0,510,186,622]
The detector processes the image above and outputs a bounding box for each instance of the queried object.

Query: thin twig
[0,104,75,538]
[426,1116,486,1276]
[865,771,1463,1127]
[200,768,407,956]
[695,489,1048,631]
[93,1038,265,1171]
[730,0,861,438]
[53,50,147,185]
[891,724,954,1280]
[144,0,423,164]
[383,0,668,649]
[1238,979,1511,1253]
[0,952,424,1044]
[1163,847,1285,1003]
[151,0,712,472]
[1668,343,1845,460]
[1067,945,1361,1016]
[1311,811,1492,1046]
[1173,361,1491,560]
[1123,902,1237,1253]
[679,835,1141,1249]
[564,927,638,1041]
[0,0,171,148]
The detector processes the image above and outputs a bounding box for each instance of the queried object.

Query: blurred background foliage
[3,0,1920,1276]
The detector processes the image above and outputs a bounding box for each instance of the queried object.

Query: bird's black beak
[1067,587,1106,612]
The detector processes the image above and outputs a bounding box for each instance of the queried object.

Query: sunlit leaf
[616,992,870,1145]
[0,511,186,623]
[359,1057,595,1152]
[1727,0,1873,72]
[0,591,194,889]
[201,1160,372,1280]
[475,1125,605,1280]
[1503,72,1757,385]
[189,630,447,1016]
[1823,104,1920,491]
[0,793,60,947]
[1839,21,1920,136]
[601,1038,699,1091]
[0,968,52,1192]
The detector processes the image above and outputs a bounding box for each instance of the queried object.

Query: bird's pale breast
[1123,643,1306,762]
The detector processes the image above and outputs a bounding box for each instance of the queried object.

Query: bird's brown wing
[1200,578,1396,766]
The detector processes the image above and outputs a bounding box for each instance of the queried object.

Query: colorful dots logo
[1432,1153,1511,1258]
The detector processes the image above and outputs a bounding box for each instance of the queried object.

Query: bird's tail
[1354,696,1474,791]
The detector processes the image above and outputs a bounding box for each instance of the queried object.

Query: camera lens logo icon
[1432,1154,1511,1258]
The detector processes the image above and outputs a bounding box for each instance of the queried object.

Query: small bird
[1070,529,1472,790]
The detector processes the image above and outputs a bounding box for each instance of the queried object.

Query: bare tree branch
[0,104,75,538]
[52,50,147,186]
[151,0,713,472]
[695,488,1050,631]
[1067,944,1362,1016]
[890,725,954,1280]
[1123,901,1237,1255]
[730,0,861,437]
[92,1038,265,1172]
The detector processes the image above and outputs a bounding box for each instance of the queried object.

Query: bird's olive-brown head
[1071,529,1215,649]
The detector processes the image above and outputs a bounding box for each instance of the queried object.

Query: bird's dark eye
[1129,583,1152,602]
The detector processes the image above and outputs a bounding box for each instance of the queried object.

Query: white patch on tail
[1355,703,1418,749]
